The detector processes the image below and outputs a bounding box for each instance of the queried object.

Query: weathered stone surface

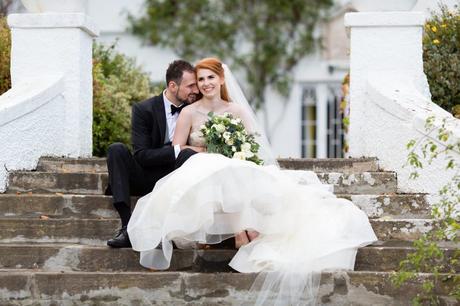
[7,171,396,195]
[0,193,429,219]
[8,172,107,195]
[0,194,138,218]
[370,218,436,241]
[278,157,379,173]
[0,270,456,305]
[355,241,459,272]
[38,157,379,174]
[38,157,107,173]
[0,219,119,244]
[317,172,397,194]
[0,218,436,244]
[339,194,431,218]
[0,242,457,273]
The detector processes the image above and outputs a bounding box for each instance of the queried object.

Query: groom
[106,60,201,248]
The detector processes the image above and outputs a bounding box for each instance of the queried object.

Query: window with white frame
[301,84,344,158]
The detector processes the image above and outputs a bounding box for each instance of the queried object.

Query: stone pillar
[7,13,99,157]
[344,12,429,158]
[344,12,460,195]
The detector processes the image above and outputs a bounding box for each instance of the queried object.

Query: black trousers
[106,143,197,207]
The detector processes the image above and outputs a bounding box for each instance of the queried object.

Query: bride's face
[197,68,224,98]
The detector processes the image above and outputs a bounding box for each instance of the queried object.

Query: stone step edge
[38,156,379,163]
[0,240,457,249]
[0,269,455,304]
[11,170,396,175]
[0,217,435,222]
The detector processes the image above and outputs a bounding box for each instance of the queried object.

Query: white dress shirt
[162,90,182,158]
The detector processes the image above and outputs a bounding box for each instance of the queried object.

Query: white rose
[223,132,231,140]
[241,142,251,152]
[230,119,239,125]
[226,138,234,145]
[232,146,237,152]
[213,124,226,133]
[232,151,246,160]
[244,151,254,158]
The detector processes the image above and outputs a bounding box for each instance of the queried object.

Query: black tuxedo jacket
[131,94,176,173]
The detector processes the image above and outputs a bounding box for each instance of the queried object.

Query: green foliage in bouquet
[201,112,263,165]
[0,16,11,95]
[423,5,460,116]
[92,42,161,157]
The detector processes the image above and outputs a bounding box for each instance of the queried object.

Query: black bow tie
[171,104,185,115]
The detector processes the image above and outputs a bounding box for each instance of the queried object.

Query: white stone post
[344,12,460,195]
[345,12,429,158]
[7,13,99,157]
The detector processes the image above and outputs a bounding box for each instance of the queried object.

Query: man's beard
[176,92,198,104]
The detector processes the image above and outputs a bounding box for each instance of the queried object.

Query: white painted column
[345,12,429,159]
[344,12,460,195]
[7,13,99,157]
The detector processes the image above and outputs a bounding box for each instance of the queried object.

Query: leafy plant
[392,116,460,305]
[92,42,160,156]
[0,16,11,95]
[423,5,460,116]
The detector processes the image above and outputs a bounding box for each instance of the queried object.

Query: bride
[127,58,377,305]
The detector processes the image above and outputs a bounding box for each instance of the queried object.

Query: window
[301,87,317,158]
[326,86,344,158]
[301,84,344,158]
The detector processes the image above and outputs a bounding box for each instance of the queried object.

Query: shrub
[92,43,162,157]
[423,5,460,116]
[0,16,11,95]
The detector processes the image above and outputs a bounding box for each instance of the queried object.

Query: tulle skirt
[127,153,377,304]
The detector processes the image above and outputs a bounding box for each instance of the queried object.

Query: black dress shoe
[107,226,132,248]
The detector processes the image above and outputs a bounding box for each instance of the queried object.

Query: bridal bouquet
[200,112,263,165]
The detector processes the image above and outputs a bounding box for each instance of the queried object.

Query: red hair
[195,57,230,102]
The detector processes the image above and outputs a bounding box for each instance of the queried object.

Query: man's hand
[180,145,206,153]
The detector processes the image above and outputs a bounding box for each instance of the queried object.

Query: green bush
[423,6,460,116]
[0,16,11,95]
[92,43,161,156]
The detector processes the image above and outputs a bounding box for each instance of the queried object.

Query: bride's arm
[173,107,206,152]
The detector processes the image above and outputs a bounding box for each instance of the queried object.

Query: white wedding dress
[127,111,378,305]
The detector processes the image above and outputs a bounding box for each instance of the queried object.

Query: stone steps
[7,171,397,195]
[0,218,437,244]
[2,156,455,305]
[37,156,380,173]
[0,270,456,305]
[0,193,431,219]
[0,241,457,273]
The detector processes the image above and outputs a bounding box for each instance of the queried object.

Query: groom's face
[174,71,199,104]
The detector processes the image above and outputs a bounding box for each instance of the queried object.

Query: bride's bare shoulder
[226,102,246,118]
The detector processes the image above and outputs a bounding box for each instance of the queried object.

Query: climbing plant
[392,116,460,305]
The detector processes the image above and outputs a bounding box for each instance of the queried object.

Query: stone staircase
[0,157,457,305]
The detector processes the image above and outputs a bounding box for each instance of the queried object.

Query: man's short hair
[166,60,195,86]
